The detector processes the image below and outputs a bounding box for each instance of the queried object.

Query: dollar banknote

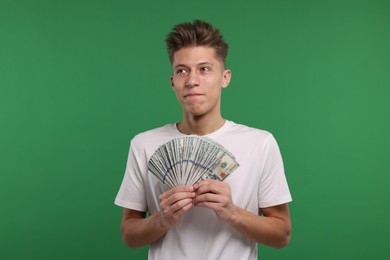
[148,136,239,188]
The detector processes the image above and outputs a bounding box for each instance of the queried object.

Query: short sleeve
[114,139,148,211]
[258,134,292,208]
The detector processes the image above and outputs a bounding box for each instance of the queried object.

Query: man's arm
[232,204,291,248]
[193,180,291,248]
[120,185,195,248]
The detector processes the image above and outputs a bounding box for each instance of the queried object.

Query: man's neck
[177,114,225,136]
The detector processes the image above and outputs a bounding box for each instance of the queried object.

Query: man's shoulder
[227,120,272,140]
[130,123,177,148]
[134,123,174,137]
[225,121,280,152]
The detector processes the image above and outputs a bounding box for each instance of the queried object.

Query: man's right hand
[157,185,195,228]
[120,185,195,247]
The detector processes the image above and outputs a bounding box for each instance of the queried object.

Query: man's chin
[185,110,206,118]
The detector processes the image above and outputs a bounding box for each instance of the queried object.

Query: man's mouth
[185,93,203,98]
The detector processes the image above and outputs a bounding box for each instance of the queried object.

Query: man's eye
[201,67,210,72]
[176,69,187,74]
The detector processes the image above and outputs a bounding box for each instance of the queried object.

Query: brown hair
[165,20,229,67]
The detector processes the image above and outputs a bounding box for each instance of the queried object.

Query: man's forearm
[121,186,195,247]
[229,205,291,248]
[121,212,169,248]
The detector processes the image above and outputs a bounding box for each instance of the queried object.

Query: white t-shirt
[115,120,292,260]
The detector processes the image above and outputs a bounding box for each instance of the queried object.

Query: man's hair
[165,20,229,67]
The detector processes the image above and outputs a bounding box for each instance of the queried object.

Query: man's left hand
[193,180,237,223]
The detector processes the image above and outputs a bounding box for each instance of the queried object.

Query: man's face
[170,46,231,118]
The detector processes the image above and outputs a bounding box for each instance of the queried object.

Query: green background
[1,0,389,259]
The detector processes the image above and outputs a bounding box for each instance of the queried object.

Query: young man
[115,20,292,259]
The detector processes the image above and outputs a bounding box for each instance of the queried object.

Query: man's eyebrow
[174,64,189,69]
[174,62,214,69]
[198,62,214,66]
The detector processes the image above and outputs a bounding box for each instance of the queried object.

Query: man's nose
[185,71,200,88]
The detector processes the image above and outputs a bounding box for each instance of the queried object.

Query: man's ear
[222,69,231,89]
[170,75,174,88]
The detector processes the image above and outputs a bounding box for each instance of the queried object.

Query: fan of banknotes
[147,136,239,188]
